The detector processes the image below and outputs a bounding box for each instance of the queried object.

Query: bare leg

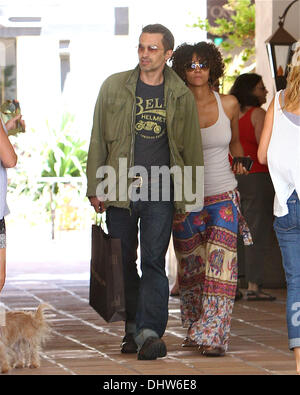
[294,347,300,374]
[0,248,6,293]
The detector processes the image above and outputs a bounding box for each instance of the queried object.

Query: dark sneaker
[121,333,138,354]
[137,337,167,360]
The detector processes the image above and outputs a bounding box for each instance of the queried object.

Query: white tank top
[201,91,237,197]
[267,90,300,217]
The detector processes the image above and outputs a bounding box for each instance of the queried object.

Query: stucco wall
[14,1,207,142]
[256,0,300,107]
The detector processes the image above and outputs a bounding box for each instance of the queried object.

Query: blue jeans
[274,190,300,349]
[106,200,174,347]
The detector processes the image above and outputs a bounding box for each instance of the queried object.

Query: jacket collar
[125,64,189,99]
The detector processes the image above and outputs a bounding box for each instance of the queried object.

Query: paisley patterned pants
[173,190,251,351]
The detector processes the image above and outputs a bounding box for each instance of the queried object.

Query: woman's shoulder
[253,107,266,115]
[250,107,266,130]
[219,93,239,107]
[252,107,266,118]
[219,93,239,118]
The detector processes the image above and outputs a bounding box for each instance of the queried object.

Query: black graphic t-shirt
[134,78,170,174]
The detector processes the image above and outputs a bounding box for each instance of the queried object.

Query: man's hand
[89,196,105,213]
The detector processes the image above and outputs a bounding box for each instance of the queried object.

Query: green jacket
[86,65,204,213]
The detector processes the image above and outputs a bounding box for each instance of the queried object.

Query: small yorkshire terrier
[0,303,52,373]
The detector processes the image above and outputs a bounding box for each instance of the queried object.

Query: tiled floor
[0,229,296,376]
[0,281,296,375]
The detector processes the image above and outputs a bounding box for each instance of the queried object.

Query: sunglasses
[138,44,164,53]
[185,61,209,71]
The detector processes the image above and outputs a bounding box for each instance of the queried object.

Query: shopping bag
[89,215,126,322]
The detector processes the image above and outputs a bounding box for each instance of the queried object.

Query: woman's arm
[0,121,17,168]
[257,98,275,165]
[223,95,249,175]
[0,248,6,293]
[223,95,244,157]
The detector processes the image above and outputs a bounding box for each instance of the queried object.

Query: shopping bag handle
[95,212,104,226]
[95,212,108,233]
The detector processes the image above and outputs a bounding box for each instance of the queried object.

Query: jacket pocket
[104,100,126,142]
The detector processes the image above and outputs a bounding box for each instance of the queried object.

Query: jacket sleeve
[182,90,204,168]
[86,83,108,197]
[182,90,204,211]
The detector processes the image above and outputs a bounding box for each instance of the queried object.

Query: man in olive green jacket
[87,24,204,360]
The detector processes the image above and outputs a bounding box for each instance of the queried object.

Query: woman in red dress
[230,73,276,301]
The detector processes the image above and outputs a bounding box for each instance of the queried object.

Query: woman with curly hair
[258,42,300,374]
[171,42,251,356]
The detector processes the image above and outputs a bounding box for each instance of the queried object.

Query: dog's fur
[0,303,52,373]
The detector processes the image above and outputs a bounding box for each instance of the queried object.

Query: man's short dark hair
[142,24,174,52]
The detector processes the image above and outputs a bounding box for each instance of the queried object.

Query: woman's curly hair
[171,41,225,86]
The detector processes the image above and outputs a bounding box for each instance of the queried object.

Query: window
[0,38,17,103]
[114,7,129,35]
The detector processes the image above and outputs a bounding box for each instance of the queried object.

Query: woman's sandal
[181,337,198,348]
[199,345,225,357]
[246,290,276,301]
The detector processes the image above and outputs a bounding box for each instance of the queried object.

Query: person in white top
[0,114,24,294]
[258,41,300,375]
[171,41,251,357]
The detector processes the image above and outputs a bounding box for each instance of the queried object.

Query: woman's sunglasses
[185,61,209,71]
